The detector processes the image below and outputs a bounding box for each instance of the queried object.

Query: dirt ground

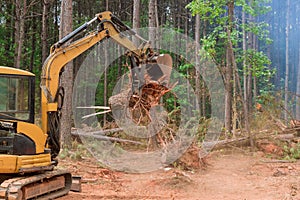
[58,149,300,200]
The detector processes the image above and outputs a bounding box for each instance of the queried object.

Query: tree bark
[245,0,255,115]
[103,0,109,126]
[252,34,258,100]
[42,0,50,63]
[29,11,36,72]
[232,61,237,138]
[195,14,202,115]
[154,0,159,48]
[14,0,27,69]
[296,38,300,119]
[202,17,208,116]
[242,8,247,104]
[224,0,235,134]
[284,0,290,123]
[246,3,253,115]
[148,0,156,45]
[59,0,73,147]
[133,0,140,47]
[2,0,13,66]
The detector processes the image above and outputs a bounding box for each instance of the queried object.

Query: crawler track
[0,170,72,200]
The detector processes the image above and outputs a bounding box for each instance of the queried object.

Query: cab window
[0,76,32,121]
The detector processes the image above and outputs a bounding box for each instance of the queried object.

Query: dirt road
[59,150,300,200]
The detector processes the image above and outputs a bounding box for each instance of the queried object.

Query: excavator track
[0,170,72,200]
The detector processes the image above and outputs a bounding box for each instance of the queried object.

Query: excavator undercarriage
[0,170,71,200]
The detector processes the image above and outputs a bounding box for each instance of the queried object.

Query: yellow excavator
[0,11,171,199]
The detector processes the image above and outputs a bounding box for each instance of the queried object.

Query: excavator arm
[41,11,145,102]
[40,11,165,158]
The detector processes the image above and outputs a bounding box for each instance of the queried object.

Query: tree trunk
[296,47,300,119]
[103,0,109,126]
[14,0,27,69]
[224,52,233,134]
[228,1,237,138]
[223,0,235,134]
[133,0,140,46]
[246,1,254,115]
[252,34,258,100]
[29,11,37,72]
[195,14,202,115]
[117,0,123,78]
[224,67,233,135]
[284,0,290,123]
[242,8,247,104]
[59,0,73,147]
[3,1,13,66]
[154,0,159,48]
[148,0,156,45]
[148,0,158,148]
[232,62,237,138]
[202,18,208,116]
[42,0,50,63]
[14,0,20,68]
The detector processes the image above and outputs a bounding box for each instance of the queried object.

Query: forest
[0,0,300,151]
[1,1,300,199]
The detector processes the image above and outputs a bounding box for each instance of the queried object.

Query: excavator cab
[0,67,36,156]
[0,67,35,123]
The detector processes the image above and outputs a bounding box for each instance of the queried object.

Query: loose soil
[58,149,300,200]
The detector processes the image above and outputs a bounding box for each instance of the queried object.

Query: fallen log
[71,128,124,136]
[273,133,295,141]
[71,131,144,145]
[203,136,250,150]
[77,106,110,109]
[270,115,287,131]
[280,127,300,135]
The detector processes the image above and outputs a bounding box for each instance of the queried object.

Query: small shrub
[283,143,300,160]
